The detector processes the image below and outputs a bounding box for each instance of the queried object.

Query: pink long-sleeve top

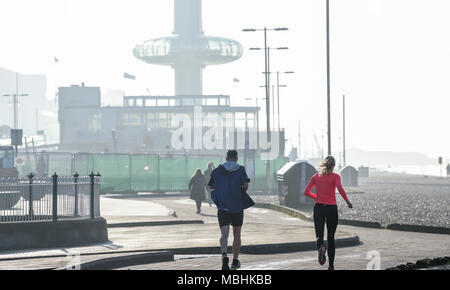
[304,173,349,205]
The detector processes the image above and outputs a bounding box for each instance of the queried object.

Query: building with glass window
[57,0,285,158]
[58,84,266,154]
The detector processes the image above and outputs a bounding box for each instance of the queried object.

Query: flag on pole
[124,72,136,80]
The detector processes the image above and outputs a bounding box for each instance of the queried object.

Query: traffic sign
[10,129,23,146]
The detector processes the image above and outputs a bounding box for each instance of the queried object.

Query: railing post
[70,154,75,176]
[96,172,101,217]
[89,172,95,219]
[73,172,79,217]
[27,173,34,219]
[185,154,188,192]
[157,154,160,192]
[52,173,58,222]
[128,154,133,192]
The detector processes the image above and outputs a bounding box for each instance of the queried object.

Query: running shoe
[318,243,327,265]
[328,266,334,270]
[231,259,241,270]
[222,256,230,270]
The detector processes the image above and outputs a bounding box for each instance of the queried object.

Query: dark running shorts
[218,210,244,227]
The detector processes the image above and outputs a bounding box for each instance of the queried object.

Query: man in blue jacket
[208,150,250,270]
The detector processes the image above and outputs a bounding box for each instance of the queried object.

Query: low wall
[0,217,109,251]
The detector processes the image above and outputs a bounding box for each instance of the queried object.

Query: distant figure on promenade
[36,155,47,177]
[203,162,216,207]
[188,169,208,214]
[208,150,252,270]
[304,156,353,270]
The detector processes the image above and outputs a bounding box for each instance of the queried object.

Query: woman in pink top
[304,156,353,270]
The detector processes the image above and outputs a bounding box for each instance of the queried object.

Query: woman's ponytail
[319,156,336,176]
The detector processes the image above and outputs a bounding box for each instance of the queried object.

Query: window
[206,98,218,106]
[122,113,141,126]
[219,98,228,106]
[235,112,246,120]
[158,99,169,106]
[89,113,102,133]
[159,120,168,128]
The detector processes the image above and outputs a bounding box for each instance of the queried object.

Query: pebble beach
[253,173,450,228]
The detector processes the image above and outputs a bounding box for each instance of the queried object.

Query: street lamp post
[244,27,288,194]
[1,72,28,129]
[343,93,346,167]
[326,0,332,156]
[257,47,289,131]
[276,71,294,131]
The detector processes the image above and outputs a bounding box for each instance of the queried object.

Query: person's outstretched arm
[335,175,353,208]
[304,175,317,200]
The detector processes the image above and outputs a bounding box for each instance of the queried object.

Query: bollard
[73,172,79,217]
[52,173,58,222]
[27,173,34,219]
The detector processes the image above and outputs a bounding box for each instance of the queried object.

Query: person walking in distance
[189,169,208,214]
[204,162,216,207]
[304,156,353,270]
[208,150,251,270]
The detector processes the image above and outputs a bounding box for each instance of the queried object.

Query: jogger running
[208,150,251,270]
[304,156,353,270]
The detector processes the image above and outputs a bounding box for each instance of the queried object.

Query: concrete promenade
[0,194,357,269]
[0,194,448,270]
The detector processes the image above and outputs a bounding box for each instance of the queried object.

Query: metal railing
[0,172,101,223]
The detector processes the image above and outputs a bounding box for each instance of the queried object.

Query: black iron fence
[0,172,101,222]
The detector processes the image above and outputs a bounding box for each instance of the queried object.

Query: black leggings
[313,204,338,267]
[195,199,202,210]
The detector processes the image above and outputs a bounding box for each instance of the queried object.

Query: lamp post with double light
[243,27,288,194]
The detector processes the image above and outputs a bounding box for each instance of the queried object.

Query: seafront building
[58,0,285,158]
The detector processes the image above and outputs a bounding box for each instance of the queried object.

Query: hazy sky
[0,0,449,160]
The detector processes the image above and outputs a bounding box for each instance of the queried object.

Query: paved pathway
[2,195,447,270]
[117,224,450,270]
[111,196,450,270]
[0,196,356,269]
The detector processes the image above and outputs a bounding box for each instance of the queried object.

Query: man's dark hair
[226,150,238,160]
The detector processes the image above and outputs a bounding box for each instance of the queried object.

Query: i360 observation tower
[133,0,243,96]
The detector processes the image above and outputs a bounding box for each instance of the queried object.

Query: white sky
[0,0,449,159]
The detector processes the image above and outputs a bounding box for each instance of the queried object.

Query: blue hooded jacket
[208,161,251,213]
